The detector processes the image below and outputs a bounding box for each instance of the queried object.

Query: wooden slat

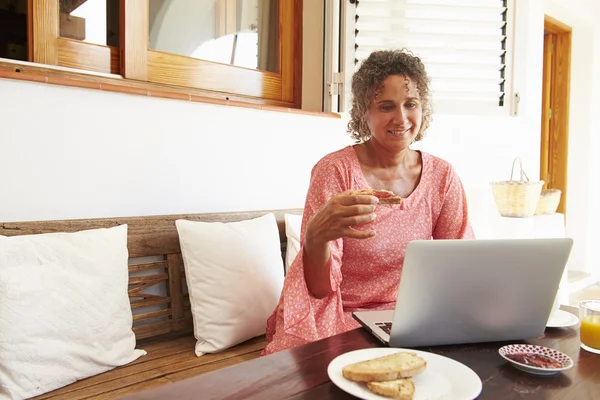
[121,0,148,80]
[32,0,59,65]
[129,273,169,286]
[56,38,120,75]
[167,253,184,321]
[133,308,171,322]
[129,261,168,273]
[130,297,171,309]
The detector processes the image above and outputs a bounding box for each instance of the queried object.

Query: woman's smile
[387,128,412,138]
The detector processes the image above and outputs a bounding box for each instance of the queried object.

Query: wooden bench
[0,208,302,400]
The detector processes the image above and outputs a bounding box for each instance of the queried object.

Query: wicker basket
[490,157,544,218]
[535,189,561,215]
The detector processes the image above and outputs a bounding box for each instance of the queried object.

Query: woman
[262,49,474,355]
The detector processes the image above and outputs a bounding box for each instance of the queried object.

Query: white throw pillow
[176,213,285,356]
[284,213,302,273]
[0,225,145,400]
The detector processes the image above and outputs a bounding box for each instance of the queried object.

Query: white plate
[327,348,482,400]
[546,309,579,328]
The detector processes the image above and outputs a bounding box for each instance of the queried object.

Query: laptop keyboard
[375,322,393,335]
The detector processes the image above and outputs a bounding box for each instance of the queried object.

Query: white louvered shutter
[351,0,510,113]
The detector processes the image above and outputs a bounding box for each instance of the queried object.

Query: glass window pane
[0,0,28,61]
[59,0,120,47]
[149,0,279,73]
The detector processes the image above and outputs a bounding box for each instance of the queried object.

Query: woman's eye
[405,102,417,109]
[380,105,394,112]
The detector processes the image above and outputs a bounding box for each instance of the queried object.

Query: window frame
[26,0,304,109]
[30,0,120,74]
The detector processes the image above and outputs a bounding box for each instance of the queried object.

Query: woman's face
[364,74,422,150]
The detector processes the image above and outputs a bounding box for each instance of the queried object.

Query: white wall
[588,3,600,281]
[0,0,599,279]
[0,78,350,221]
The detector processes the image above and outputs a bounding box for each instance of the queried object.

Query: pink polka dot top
[262,145,474,355]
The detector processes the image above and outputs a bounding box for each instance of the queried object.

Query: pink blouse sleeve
[278,158,349,343]
[432,166,475,240]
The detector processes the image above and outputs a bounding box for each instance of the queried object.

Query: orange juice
[580,315,600,350]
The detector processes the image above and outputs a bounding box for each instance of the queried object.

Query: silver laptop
[353,238,573,348]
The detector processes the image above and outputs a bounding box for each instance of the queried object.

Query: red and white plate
[498,344,574,376]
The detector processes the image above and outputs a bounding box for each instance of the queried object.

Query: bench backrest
[0,208,302,342]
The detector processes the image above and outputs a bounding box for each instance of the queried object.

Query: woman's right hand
[305,190,379,246]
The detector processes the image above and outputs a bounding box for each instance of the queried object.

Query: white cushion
[176,213,285,356]
[284,213,302,273]
[0,225,145,400]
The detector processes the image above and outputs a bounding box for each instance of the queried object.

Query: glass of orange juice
[579,300,600,354]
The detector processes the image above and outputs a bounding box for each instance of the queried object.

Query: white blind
[353,0,508,109]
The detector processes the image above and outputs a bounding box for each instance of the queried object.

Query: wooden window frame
[30,0,120,74]
[27,0,303,109]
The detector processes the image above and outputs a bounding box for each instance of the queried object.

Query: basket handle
[510,157,530,182]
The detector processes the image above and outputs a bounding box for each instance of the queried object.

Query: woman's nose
[392,107,407,125]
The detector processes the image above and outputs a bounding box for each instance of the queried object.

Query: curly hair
[347,49,432,143]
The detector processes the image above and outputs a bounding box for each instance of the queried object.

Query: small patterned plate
[498,344,574,376]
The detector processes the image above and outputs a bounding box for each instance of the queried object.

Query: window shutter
[353,0,509,111]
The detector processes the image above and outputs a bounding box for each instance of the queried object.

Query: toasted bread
[350,189,403,204]
[342,352,426,382]
[367,378,416,400]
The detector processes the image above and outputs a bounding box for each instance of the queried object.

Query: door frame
[540,15,572,216]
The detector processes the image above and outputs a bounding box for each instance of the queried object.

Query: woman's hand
[303,191,378,299]
[306,190,379,245]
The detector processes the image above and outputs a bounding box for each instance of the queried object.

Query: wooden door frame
[540,15,572,216]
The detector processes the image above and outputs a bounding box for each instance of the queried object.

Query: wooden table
[121,306,599,399]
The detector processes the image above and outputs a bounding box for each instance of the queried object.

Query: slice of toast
[367,378,416,400]
[350,189,403,204]
[342,352,427,382]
